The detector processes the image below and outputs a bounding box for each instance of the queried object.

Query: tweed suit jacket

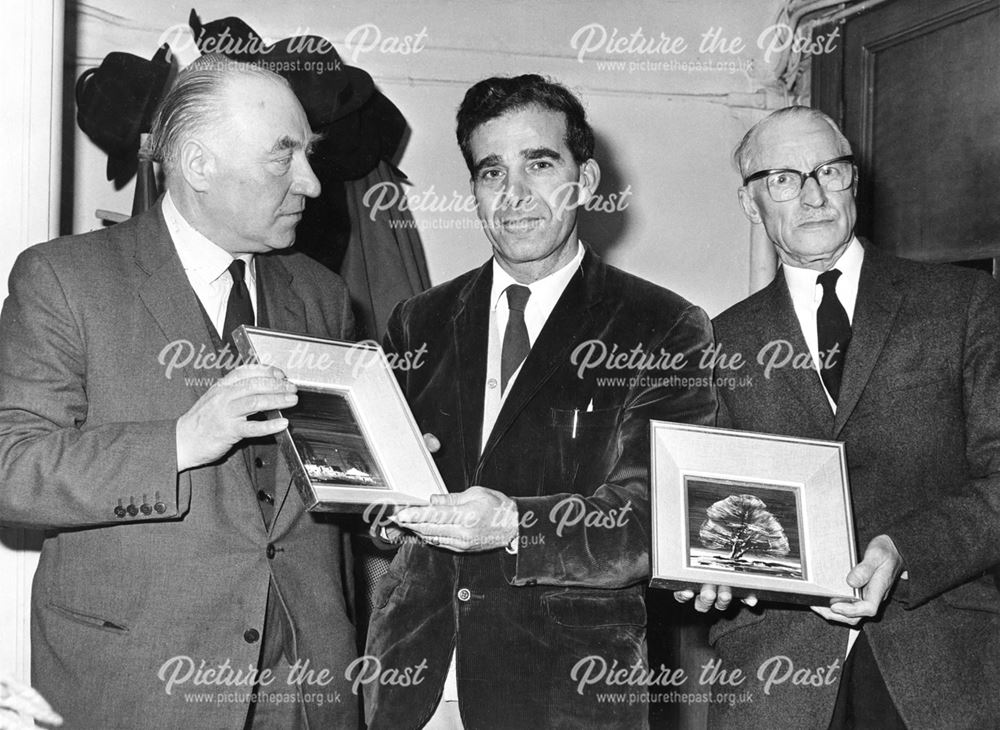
[363,250,717,729]
[708,245,1000,730]
[0,202,359,729]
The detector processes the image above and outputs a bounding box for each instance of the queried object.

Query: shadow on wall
[579,130,631,260]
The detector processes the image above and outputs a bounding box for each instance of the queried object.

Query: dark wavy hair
[456,74,595,173]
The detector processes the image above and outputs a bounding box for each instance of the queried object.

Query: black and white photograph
[686,477,805,581]
[287,389,387,489]
[1,1,998,729]
[234,326,446,511]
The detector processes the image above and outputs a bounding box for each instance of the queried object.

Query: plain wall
[67,0,795,316]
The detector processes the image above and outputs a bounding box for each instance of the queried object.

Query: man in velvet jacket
[678,107,1000,729]
[0,57,358,728]
[362,75,716,729]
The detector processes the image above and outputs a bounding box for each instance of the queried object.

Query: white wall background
[69,0,792,315]
[3,0,801,679]
[0,0,64,684]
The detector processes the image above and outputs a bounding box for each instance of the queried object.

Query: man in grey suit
[0,55,357,728]
[677,107,1000,728]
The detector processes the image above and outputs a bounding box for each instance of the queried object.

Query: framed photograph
[234,326,447,512]
[649,421,860,603]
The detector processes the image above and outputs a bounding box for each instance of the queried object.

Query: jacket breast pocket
[886,368,949,393]
[546,406,620,489]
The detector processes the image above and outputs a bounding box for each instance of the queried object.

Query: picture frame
[234,326,447,512]
[649,421,861,604]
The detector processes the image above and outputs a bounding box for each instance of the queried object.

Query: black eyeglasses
[742,155,855,202]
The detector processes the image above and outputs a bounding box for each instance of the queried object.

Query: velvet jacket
[364,250,717,729]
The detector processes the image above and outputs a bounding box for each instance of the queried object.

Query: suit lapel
[760,273,835,433]
[478,253,601,470]
[132,203,219,401]
[132,203,262,534]
[452,263,492,482]
[255,254,305,333]
[255,255,311,535]
[833,249,902,436]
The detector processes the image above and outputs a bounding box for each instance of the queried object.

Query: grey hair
[732,106,852,179]
[149,53,289,174]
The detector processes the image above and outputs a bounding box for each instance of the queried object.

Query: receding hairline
[733,107,852,179]
[150,55,299,174]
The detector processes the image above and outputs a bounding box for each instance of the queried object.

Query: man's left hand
[811,534,903,626]
[392,486,518,553]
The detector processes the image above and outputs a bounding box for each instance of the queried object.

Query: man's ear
[178,139,214,193]
[576,159,601,204]
[738,186,763,224]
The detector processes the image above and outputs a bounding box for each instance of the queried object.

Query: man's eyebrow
[522,147,562,162]
[472,147,563,175]
[270,132,324,155]
[306,131,324,155]
[472,154,503,176]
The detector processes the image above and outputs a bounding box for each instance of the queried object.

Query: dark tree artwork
[685,479,804,580]
[698,494,790,562]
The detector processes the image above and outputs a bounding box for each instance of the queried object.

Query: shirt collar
[489,241,585,313]
[162,191,253,283]
[783,237,864,311]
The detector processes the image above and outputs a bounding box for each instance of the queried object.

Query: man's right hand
[674,584,758,612]
[175,365,297,471]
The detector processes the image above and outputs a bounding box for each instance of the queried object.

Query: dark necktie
[222,258,254,352]
[816,268,851,403]
[501,284,531,393]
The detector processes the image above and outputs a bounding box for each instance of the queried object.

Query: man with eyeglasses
[676,106,1000,729]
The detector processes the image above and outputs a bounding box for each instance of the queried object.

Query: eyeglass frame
[741,155,856,201]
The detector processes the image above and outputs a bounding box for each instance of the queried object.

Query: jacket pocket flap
[887,368,948,392]
[46,600,130,633]
[543,588,645,628]
[941,574,1000,614]
[708,608,767,646]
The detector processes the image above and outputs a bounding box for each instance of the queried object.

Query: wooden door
[812,0,1000,270]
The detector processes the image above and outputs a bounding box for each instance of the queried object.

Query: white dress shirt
[782,237,863,408]
[161,191,257,337]
[431,241,586,730]
[481,241,586,451]
[781,237,863,656]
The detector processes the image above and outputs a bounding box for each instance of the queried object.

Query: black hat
[311,90,408,181]
[189,11,375,126]
[75,46,172,184]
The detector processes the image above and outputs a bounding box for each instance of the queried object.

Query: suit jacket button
[266,544,276,559]
[457,588,472,602]
[254,457,266,468]
[126,504,138,517]
[140,503,152,515]
[114,506,126,518]
[244,629,260,643]
[153,502,166,514]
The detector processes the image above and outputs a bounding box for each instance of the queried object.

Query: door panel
[813,0,1000,265]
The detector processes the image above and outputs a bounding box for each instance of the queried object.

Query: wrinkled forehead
[222,75,312,139]
[747,116,848,172]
